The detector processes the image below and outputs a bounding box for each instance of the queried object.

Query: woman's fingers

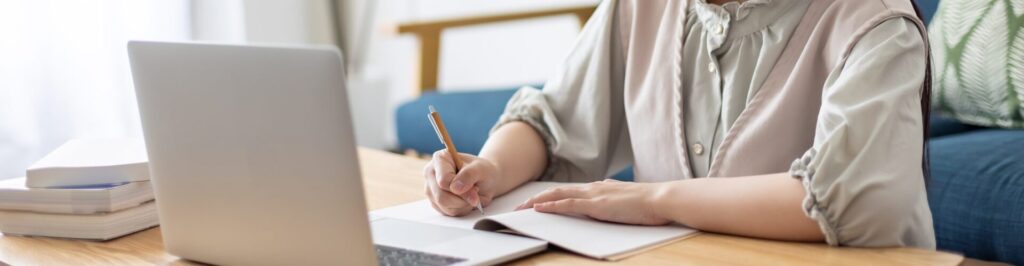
[434,190,473,216]
[436,191,471,212]
[433,151,481,195]
[424,185,446,214]
[419,149,499,215]
[516,185,586,210]
[424,163,472,216]
[423,151,499,216]
[424,175,455,215]
[534,198,595,217]
[432,150,457,190]
[464,187,480,206]
[449,161,480,194]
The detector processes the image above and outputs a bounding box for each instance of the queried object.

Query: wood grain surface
[0,148,964,265]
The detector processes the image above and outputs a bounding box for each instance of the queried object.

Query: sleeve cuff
[789,148,841,245]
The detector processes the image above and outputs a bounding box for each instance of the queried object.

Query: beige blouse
[493,0,934,248]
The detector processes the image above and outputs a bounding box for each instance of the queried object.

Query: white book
[0,200,158,240]
[371,182,700,261]
[26,138,149,188]
[0,177,154,214]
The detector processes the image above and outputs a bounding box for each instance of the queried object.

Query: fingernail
[451,180,465,192]
[468,193,479,205]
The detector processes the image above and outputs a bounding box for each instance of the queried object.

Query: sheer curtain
[0,0,191,180]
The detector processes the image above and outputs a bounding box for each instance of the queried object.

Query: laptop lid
[128,41,375,265]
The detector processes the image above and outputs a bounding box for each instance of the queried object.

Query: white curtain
[0,0,191,180]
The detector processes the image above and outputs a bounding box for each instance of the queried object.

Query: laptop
[127,41,546,265]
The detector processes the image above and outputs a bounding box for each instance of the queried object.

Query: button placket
[701,14,727,162]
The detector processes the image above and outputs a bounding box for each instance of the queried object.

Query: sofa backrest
[916,0,939,25]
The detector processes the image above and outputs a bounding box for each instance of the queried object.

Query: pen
[427,105,484,215]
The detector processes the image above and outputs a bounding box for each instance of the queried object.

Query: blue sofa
[395,1,1022,264]
[396,88,518,157]
[928,117,1024,264]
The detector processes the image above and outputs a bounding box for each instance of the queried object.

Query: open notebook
[371,182,699,261]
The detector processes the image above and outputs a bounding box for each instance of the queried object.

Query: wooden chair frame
[397,5,597,94]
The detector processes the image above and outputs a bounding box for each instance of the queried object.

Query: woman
[423,0,935,248]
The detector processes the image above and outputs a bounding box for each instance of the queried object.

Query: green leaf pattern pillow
[930,0,1024,128]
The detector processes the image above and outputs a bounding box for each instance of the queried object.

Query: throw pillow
[930,0,1024,128]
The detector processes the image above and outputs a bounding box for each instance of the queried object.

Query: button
[692,143,705,155]
[715,24,725,35]
[707,62,716,73]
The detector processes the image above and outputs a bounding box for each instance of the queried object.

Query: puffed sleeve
[788,18,936,248]
[491,0,632,182]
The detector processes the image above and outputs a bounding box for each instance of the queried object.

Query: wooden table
[0,148,965,265]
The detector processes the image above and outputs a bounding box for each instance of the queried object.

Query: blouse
[492,0,934,248]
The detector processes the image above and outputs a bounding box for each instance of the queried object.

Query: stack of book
[0,139,158,240]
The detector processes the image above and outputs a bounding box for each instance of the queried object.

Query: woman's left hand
[514,179,671,225]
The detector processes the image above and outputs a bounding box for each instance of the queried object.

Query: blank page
[475,210,697,260]
[370,182,567,228]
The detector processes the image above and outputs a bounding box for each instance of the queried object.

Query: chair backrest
[396,89,520,156]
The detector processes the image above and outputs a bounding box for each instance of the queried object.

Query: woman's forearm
[653,173,825,242]
[478,122,548,196]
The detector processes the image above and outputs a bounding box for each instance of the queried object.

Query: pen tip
[428,105,437,113]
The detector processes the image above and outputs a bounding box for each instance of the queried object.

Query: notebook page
[474,209,698,260]
[370,181,568,229]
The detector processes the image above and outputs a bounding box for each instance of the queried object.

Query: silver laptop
[127,41,545,265]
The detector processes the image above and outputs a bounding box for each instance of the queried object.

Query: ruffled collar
[691,0,801,43]
[694,0,774,21]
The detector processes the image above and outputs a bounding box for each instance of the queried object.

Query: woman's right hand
[423,150,500,216]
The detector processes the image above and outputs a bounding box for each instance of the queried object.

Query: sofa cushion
[928,0,1024,128]
[928,129,1024,264]
[929,115,985,138]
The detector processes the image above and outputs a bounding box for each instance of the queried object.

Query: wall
[355,0,599,150]
[192,0,598,150]
[0,0,191,179]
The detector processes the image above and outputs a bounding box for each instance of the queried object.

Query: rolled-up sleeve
[788,18,936,248]
[492,0,632,182]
